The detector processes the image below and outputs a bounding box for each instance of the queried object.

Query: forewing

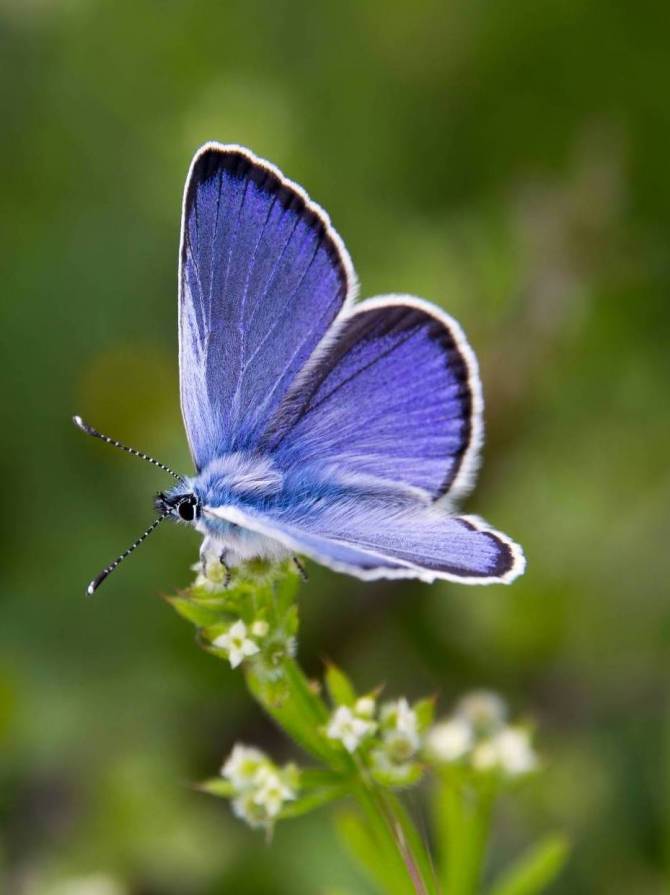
[205,496,524,585]
[262,296,482,501]
[179,143,355,470]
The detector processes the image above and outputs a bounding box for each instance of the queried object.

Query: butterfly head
[154,489,201,524]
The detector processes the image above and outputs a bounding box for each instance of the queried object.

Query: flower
[380,698,420,762]
[370,747,422,788]
[425,691,539,779]
[221,744,266,787]
[232,790,271,830]
[252,765,296,818]
[192,560,230,593]
[212,620,260,668]
[251,619,269,639]
[471,740,500,771]
[327,705,376,752]
[222,743,298,831]
[456,690,507,737]
[472,727,537,776]
[354,696,376,719]
[425,717,474,762]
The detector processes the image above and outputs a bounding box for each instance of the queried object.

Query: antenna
[73,415,185,483]
[86,512,170,596]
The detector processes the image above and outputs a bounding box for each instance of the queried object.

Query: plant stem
[436,775,494,895]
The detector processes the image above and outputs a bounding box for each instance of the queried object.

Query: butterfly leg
[293,555,308,582]
[199,541,208,577]
[219,554,232,589]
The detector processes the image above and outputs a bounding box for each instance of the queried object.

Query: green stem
[383,791,439,895]
[353,782,424,895]
[436,775,494,895]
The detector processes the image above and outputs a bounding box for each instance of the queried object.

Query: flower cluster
[425,690,538,778]
[220,744,298,831]
[167,560,300,684]
[323,667,433,788]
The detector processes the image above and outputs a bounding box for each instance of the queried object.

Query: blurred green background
[1,0,669,892]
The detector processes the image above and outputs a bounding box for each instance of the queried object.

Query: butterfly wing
[235,292,523,583]
[262,296,482,502]
[179,143,355,470]
[205,497,524,584]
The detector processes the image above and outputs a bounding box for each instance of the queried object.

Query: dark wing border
[271,293,485,502]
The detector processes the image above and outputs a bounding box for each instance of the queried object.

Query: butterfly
[75,143,525,595]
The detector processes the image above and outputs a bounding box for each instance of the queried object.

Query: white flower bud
[471,726,538,777]
[212,620,260,668]
[425,717,473,763]
[456,690,507,736]
[251,619,269,639]
[221,744,266,786]
[327,705,376,753]
[354,696,376,718]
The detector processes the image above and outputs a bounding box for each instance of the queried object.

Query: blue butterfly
[76,143,525,594]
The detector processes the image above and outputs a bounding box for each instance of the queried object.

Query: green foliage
[326,664,358,708]
[164,567,565,895]
[488,836,570,895]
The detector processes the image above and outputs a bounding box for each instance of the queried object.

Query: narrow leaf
[325,663,357,707]
[488,834,570,895]
[165,595,231,627]
[280,783,349,819]
[197,778,236,798]
[336,808,414,895]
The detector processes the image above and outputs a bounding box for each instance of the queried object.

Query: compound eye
[178,499,196,522]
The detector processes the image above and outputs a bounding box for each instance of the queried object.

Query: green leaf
[488,834,570,895]
[197,778,236,798]
[165,595,231,627]
[335,808,414,895]
[325,663,357,707]
[383,791,439,895]
[300,767,349,789]
[280,782,349,819]
[413,697,436,732]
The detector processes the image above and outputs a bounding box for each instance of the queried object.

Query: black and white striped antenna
[73,415,185,595]
[73,415,185,483]
[85,511,171,596]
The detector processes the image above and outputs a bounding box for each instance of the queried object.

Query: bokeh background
[2,0,669,892]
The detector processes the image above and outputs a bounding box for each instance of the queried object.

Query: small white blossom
[221,744,266,787]
[327,705,376,752]
[355,696,376,718]
[425,717,474,762]
[213,620,260,668]
[456,691,507,736]
[252,765,296,818]
[192,560,230,593]
[493,727,538,776]
[395,699,419,742]
[472,727,537,777]
[222,744,298,831]
[380,698,420,761]
[472,740,500,771]
[251,619,269,639]
[232,790,269,830]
